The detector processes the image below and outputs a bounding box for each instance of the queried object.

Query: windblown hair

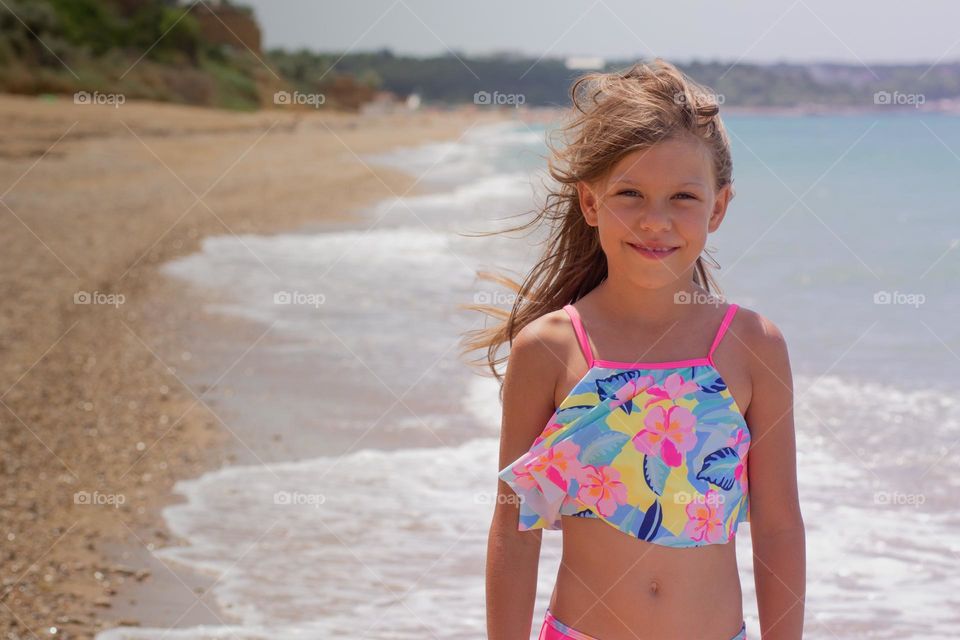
[458,58,735,390]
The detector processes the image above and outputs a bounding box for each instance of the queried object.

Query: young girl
[464,60,805,639]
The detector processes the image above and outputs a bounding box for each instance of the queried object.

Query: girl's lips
[628,243,679,260]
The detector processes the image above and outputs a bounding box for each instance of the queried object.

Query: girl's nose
[637,208,672,231]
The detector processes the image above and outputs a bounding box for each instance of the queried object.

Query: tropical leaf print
[699,374,728,394]
[595,370,652,415]
[555,404,595,424]
[637,499,663,541]
[643,454,671,496]
[696,446,741,490]
[580,431,630,467]
[691,394,738,425]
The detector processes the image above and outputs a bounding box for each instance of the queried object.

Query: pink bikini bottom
[539,608,748,640]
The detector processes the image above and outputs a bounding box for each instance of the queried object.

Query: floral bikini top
[499,302,750,548]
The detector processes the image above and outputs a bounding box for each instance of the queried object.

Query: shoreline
[0,93,509,637]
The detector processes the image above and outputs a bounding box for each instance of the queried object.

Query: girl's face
[577,136,733,289]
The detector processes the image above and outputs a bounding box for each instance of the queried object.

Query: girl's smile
[627,241,681,260]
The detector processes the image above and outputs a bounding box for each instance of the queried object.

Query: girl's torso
[546,299,752,640]
[552,516,745,639]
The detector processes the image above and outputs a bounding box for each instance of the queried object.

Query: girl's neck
[589,277,712,328]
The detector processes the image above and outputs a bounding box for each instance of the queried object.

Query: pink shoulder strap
[562,304,595,367]
[707,303,740,361]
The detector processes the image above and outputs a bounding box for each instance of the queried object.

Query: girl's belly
[549,515,746,640]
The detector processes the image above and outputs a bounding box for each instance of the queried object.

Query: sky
[237,0,960,65]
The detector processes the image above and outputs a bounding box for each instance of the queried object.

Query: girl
[463,59,805,639]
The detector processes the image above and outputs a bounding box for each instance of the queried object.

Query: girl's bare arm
[743,313,806,640]
[486,317,565,640]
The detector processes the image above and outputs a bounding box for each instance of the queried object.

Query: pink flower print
[532,420,564,447]
[609,375,655,411]
[632,405,697,467]
[682,488,726,543]
[576,464,628,517]
[641,373,700,411]
[510,464,538,491]
[646,372,700,404]
[527,440,583,492]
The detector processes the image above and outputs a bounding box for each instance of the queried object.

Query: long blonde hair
[459,58,735,389]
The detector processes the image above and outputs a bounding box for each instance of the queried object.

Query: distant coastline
[4,1,960,114]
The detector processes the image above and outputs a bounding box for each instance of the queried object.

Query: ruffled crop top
[499,302,750,548]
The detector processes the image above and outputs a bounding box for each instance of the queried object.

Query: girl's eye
[617,190,696,200]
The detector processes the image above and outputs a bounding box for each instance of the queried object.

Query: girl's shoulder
[510,307,581,362]
[724,302,788,349]
[515,306,581,355]
[724,302,792,377]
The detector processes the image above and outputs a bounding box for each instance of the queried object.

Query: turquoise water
[717,114,960,383]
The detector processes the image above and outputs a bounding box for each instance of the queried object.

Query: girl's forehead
[608,139,713,184]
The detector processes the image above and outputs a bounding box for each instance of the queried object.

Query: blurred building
[565,56,606,70]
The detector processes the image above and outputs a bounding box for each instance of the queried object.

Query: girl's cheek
[608,211,632,230]
[603,205,638,228]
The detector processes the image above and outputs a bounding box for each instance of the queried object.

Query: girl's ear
[577,180,601,227]
[707,183,734,232]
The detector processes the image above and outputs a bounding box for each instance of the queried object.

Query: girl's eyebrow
[611,177,706,187]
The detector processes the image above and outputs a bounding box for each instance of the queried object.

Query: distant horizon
[238,0,960,68]
[266,47,960,69]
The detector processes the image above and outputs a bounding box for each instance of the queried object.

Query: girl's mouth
[628,242,679,260]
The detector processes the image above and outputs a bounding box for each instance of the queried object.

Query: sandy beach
[0,94,512,638]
